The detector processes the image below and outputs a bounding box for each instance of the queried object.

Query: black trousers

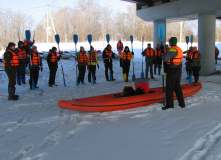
[123,61,130,81]
[78,66,86,83]
[166,68,185,107]
[29,68,39,87]
[104,61,113,79]
[88,65,96,82]
[5,67,17,88]
[145,61,154,78]
[154,60,162,74]
[192,66,201,82]
[49,66,57,85]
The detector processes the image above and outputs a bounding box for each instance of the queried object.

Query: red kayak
[58,82,202,112]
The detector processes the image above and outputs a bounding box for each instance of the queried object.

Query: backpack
[123,86,135,97]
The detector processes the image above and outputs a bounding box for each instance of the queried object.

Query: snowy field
[0,41,221,160]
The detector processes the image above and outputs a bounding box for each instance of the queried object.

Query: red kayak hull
[58,82,202,112]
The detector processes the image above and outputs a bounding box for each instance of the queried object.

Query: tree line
[0,0,221,50]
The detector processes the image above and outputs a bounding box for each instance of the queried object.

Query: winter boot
[194,76,199,83]
[8,87,18,101]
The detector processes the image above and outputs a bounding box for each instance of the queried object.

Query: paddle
[141,36,145,78]
[18,31,20,41]
[189,35,193,84]
[73,34,78,87]
[190,35,193,47]
[25,30,35,90]
[106,34,113,81]
[157,23,166,107]
[55,34,66,87]
[88,34,95,84]
[130,35,136,81]
[186,36,192,84]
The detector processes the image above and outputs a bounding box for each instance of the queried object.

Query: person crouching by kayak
[4,42,19,100]
[27,46,43,89]
[120,46,134,82]
[87,46,99,83]
[76,46,88,85]
[102,44,116,81]
[47,47,61,87]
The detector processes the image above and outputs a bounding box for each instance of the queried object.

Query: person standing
[4,42,19,100]
[102,44,116,81]
[161,37,185,110]
[47,47,61,87]
[142,43,155,79]
[117,39,123,55]
[184,46,193,79]
[87,46,99,83]
[215,47,219,64]
[76,46,88,85]
[15,41,26,85]
[191,47,201,83]
[154,44,162,75]
[120,46,134,82]
[27,46,43,89]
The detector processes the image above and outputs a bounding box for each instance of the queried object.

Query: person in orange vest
[191,47,201,83]
[102,44,116,81]
[154,44,162,75]
[3,42,19,100]
[117,39,123,55]
[47,47,61,87]
[184,46,193,79]
[27,46,43,89]
[142,43,155,79]
[161,37,185,110]
[87,46,99,83]
[215,47,219,64]
[120,46,134,82]
[76,46,88,85]
[15,41,26,85]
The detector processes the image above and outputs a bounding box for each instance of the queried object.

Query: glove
[40,66,43,72]
[97,64,99,69]
[164,73,167,77]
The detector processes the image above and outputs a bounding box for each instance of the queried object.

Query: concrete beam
[137,0,221,22]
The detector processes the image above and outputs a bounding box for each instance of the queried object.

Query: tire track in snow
[180,123,221,160]
[12,144,34,160]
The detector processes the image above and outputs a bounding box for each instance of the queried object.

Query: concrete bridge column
[198,14,216,75]
[153,20,166,49]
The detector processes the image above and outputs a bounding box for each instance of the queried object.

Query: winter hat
[90,46,94,50]
[31,45,37,50]
[169,37,177,46]
[124,46,130,52]
[119,38,121,41]
[8,42,16,48]
[18,41,24,46]
[52,47,57,51]
[147,43,151,46]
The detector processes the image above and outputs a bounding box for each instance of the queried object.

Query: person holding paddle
[87,46,99,83]
[120,46,134,82]
[161,37,185,110]
[102,44,116,81]
[76,46,88,85]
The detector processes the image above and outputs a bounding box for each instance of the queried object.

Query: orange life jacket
[49,52,58,63]
[146,48,154,57]
[193,51,201,60]
[186,50,193,59]
[155,49,161,57]
[167,46,183,66]
[31,52,41,65]
[4,50,19,67]
[122,52,131,60]
[104,49,113,60]
[118,41,123,47]
[17,48,26,59]
[78,52,87,63]
[89,54,96,62]
[215,49,219,56]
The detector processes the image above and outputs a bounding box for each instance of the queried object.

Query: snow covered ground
[0,41,221,160]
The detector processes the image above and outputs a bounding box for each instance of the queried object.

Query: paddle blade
[141,72,144,78]
[190,35,193,44]
[130,35,133,43]
[25,30,31,42]
[73,34,78,44]
[157,24,166,42]
[106,34,110,44]
[55,34,60,44]
[88,34,92,44]
[186,36,189,44]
